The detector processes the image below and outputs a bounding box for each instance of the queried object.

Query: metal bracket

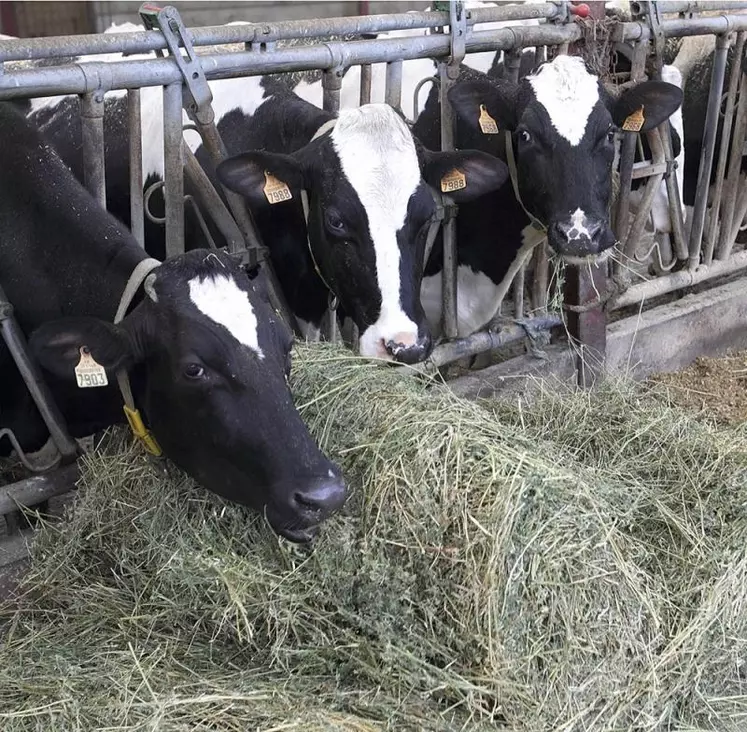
[636,0,665,72]
[139,3,214,126]
[447,1,466,79]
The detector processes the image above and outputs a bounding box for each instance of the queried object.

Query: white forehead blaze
[527,55,600,147]
[330,104,421,355]
[188,274,264,359]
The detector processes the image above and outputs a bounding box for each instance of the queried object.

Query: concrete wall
[90,1,429,32]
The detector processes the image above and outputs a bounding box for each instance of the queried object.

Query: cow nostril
[293,478,347,515]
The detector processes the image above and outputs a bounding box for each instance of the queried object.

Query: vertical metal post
[531,244,549,313]
[0,285,78,462]
[322,66,343,114]
[563,264,607,388]
[504,49,522,84]
[438,0,466,341]
[704,32,746,265]
[385,59,403,111]
[162,82,184,259]
[359,64,372,105]
[717,70,747,259]
[79,91,106,209]
[614,40,648,275]
[127,88,145,248]
[687,34,729,269]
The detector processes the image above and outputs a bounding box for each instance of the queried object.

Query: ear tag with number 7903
[74,347,108,389]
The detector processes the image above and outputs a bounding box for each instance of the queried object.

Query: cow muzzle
[384,331,433,364]
[548,212,615,261]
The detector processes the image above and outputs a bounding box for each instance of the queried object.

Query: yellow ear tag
[74,347,108,389]
[478,104,499,134]
[622,106,645,133]
[263,171,292,204]
[440,168,467,194]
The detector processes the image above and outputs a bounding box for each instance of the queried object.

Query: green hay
[1,344,747,731]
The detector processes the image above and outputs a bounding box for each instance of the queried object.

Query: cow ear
[29,317,138,380]
[216,151,305,207]
[448,78,520,132]
[612,80,683,133]
[422,149,509,203]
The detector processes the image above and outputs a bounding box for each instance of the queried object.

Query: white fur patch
[569,208,591,239]
[421,225,545,337]
[528,55,600,146]
[331,104,421,359]
[188,274,264,359]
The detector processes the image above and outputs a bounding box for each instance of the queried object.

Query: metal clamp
[139,3,214,125]
[448,1,466,79]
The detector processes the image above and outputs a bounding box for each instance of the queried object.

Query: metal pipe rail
[0,25,586,100]
[0,4,562,64]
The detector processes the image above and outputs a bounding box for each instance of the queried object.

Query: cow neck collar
[504,129,547,233]
[113,257,163,457]
[300,118,339,310]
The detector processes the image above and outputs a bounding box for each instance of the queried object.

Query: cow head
[30,250,345,543]
[217,103,508,363]
[448,55,683,261]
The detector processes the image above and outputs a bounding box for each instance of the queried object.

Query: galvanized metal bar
[0,463,79,517]
[182,143,245,252]
[0,4,563,63]
[513,265,525,319]
[0,285,78,462]
[437,0,466,342]
[425,315,562,369]
[727,176,747,246]
[611,248,747,310]
[622,16,747,43]
[704,31,746,265]
[385,59,403,111]
[504,48,522,84]
[644,1,747,13]
[531,244,549,313]
[0,26,587,100]
[717,74,747,259]
[623,129,667,263]
[127,88,145,248]
[79,91,106,208]
[322,66,343,114]
[686,34,729,270]
[162,81,184,259]
[359,63,372,105]
[614,40,647,277]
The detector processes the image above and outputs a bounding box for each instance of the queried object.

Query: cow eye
[518,129,532,144]
[606,126,616,143]
[326,211,345,233]
[184,363,205,380]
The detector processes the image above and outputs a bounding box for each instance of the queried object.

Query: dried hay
[1,343,747,731]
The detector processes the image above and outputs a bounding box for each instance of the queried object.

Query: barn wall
[89,1,429,33]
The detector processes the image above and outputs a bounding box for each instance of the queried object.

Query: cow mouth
[275,523,320,543]
[559,247,615,267]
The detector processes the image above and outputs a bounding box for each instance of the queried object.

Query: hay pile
[2,344,747,730]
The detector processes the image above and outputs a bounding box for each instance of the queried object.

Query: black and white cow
[26,30,508,363]
[0,101,345,543]
[413,55,683,335]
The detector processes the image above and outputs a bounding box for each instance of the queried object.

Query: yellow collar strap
[113,257,163,457]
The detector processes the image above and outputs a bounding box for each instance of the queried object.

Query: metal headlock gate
[1,0,747,563]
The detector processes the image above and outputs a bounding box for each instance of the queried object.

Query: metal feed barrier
[0,0,747,565]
